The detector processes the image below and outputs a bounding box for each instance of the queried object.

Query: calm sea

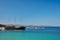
[0,26,60,40]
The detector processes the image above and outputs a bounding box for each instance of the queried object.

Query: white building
[0,27,5,31]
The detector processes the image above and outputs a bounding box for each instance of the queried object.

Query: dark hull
[5,27,26,30]
[15,27,26,30]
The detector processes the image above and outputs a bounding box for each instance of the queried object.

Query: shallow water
[0,27,60,40]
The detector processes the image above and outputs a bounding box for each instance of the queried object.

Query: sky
[0,0,60,26]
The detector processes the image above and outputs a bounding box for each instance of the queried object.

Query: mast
[15,16,16,25]
[20,16,22,26]
[8,16,10,25]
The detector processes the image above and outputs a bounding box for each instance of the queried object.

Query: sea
[0,26,60,40]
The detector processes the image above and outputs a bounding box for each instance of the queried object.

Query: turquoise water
[0,30,60,40]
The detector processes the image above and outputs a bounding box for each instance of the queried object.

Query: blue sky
[0,0,60,26]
